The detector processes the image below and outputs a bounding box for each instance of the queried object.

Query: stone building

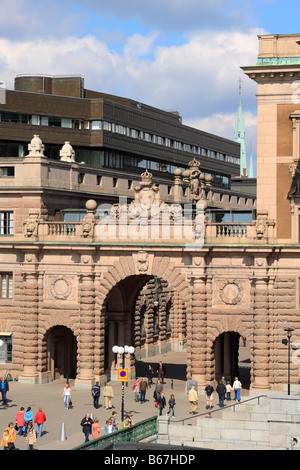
[1,33,300,393]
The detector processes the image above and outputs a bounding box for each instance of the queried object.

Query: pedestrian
[120,414,131,430]
[133,377,140,402]
[110,411,119,431]
[102,381,114,410]
[157,391,166,416]
[243,336,246,347]
[1,429,9,450]
[156,361,166,383]
[15,407,25,436]
[140,377,148,403]
[92,418,103,439]
[154,379,163,402]
[0,376,9,405]
[6,422,16,450]
[80,413,93,443]
[146,364,154,388]
[216,380,226,408]
[34,407,46,437]
[188,385,198,415]
[24,407,33,436]
[104,418,116,435]
[26,422,37,450]
[233,377,242,402]
[226,381,232,401]
[91,381,101,409]
[167,394,176,417]
[62,383,71,409]
[205,383,214,410]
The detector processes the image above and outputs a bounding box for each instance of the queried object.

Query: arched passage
[44,326,77,381]
[102,274,187,380]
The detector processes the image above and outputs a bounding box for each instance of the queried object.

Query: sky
[0,0,300,176]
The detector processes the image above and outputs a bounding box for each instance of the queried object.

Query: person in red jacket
[34,408,46,437]
[15,407,25,436]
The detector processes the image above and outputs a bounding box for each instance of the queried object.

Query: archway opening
[103,274,186,380]
[45,326,77,381]
[214,331,250,389]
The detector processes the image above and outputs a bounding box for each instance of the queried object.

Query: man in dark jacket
[91,381,101,409]
[139,377,148,403]
[216,381,226,408]
[80,413,93,442]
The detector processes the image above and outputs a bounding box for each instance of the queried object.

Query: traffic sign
[118,369,128,382]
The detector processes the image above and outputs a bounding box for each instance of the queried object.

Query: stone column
[252,276,271,390]
[18,272,39,383]
[187,275,207,387]
[76,273,95,385]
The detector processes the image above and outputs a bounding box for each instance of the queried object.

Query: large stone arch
[90,252,192,383]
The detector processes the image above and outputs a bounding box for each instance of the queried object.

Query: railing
[73,416,158,450]
[174,395,268,425]
[216,223,248,238]
[47,222,80,236]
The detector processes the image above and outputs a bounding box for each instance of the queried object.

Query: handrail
[173,395,268,425]
[73,415,158,450]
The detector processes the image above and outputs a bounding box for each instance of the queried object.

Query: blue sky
[0,0,300,175]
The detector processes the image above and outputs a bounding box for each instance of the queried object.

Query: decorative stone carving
[219,280,243,305]
[24,209,40,238]
[187,157,213,203]
[45,275,77,301]
[27,135,45,157]
[81,200,97,238]
[60,141,75,163]
[132,169,160,210]
[136,251,149,272]
[255,210,269,240]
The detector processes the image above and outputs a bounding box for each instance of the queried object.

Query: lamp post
[112,344,135,421]
[282,328,294,395]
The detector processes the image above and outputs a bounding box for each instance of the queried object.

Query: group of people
[80,410,135,443]
[1,406,47,450]
[204,377,243,411]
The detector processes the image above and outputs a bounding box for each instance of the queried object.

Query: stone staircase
[161,395,300,450]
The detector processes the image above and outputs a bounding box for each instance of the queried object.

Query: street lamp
[282,328,294,395]
[112,344,135,421]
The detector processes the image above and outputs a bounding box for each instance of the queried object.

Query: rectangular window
[0,273,13,299]
[0,212,13,235]
[0,334,12,363]
[91,121,102,130]
[0,167,14,177]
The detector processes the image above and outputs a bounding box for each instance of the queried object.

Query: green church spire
[234,77,247,177]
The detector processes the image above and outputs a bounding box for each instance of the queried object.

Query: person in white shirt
[232,377,242,402]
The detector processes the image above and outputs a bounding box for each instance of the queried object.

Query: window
[0,273,13,299]
[0,212,13,235]
[91,121,102,130]
[0,334,12,363]
[0,167,14,177]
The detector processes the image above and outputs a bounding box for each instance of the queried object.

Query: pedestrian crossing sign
[118,369,128,382]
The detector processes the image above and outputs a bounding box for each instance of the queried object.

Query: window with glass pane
[0,273,13,298]
[0,212,13,235]
[0,335,12,363]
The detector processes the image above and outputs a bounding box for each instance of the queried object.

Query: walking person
[26,423,37,450]
[133,378,140,402]
[34,407,46,437]
[0,376,9,405]
[188,385,198,415]
[103,381,114,410]
[62,383,71,409]
[154,379,163,402]
[140,377,148,403]
[216,380,226,408]
[80,413,93,443]
[91,381,101,409]
[6,422,16,450]
[156,361,166,383]
[157,391,166,416]
[205,383,214,410]
[1,429,9,450]
[92,418,103,439]
[110,411,119,431]
[226,381,232,401]
[233,377,242,402]
[24,407,33,436]
[167,394,176,417]
[15,407,25,436]
[146,364,154,388]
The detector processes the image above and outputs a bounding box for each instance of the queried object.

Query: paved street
[0,349,250,450]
